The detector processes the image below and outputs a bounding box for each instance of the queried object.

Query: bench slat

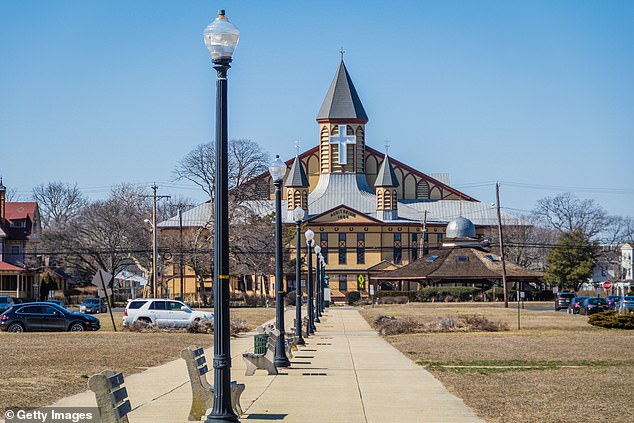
[109,387,128,405]
[195,355,206,367]
[114,400,132,419]
[197,364,208,376]
[106,373,125,390]
[191,347,204,357]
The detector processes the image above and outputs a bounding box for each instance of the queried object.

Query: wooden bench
[88,370,132,423]
[242,331,278,376]
[180,346,244,420]
[268,327,296,358]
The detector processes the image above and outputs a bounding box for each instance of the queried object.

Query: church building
[159,59,513,301]
[166,60,508,300]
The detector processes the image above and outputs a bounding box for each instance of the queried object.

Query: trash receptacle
[254,333,268,354]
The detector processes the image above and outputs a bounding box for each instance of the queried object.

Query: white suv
[122,299,213,329]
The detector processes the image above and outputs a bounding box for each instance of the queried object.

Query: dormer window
[9,220,26,228]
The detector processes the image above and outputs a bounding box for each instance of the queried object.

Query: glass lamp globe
[314,245,321,255]
[268,155,286,182]
[203,10,240,61]
[292,206,305,223]
[304,229,315,243]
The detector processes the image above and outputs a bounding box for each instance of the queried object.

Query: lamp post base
[205,414,239,423]
[275,357,291,367]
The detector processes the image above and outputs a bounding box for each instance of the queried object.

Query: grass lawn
[359,302,634,423]
[0,307,274,414]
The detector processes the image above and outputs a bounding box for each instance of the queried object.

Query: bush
[346,291,361,305]
[373,315,420,336]
[372,314,509,335]
[186,318,249,335]
[588,310,634,329]
[243,294,267,307]
[462,314,509,331]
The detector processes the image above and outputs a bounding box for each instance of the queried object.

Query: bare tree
[173,138,269,202]
[173,143,216,200]
[533,192,611,239]
[485,217,557,271]
[41,184,152,283]
[33,182,88,229]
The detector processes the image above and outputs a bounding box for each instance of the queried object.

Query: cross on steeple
[295,139,301,156]
[384,139,391,155]
[329,125,356,165]
[340,48,345,61]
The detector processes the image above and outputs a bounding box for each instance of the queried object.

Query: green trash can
[254,333,269,354]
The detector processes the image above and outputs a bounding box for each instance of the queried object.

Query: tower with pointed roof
[374,155,399,220]
[316,60,368,175]
[285,156,309,221]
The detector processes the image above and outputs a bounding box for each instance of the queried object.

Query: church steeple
[375,155,399,221]
[285,156,309,221]
[316,60,368,175]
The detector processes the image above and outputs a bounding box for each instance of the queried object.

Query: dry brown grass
[359,302,634,423]
[0,307,274,414]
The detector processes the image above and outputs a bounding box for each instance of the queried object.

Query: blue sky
[1,1,632,217]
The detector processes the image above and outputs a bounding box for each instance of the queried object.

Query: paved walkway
[48,308,484,423]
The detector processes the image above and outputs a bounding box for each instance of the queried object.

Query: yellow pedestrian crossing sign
[357,274,365,290]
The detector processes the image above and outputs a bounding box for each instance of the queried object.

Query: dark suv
[555,292,575,311]
[0,302,100,332]
[0,296,14,313]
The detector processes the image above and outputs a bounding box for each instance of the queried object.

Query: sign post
[92,269,117,332]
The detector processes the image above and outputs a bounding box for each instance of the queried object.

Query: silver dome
[445,216,476,239]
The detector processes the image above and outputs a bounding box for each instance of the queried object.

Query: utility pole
[143,184,170,298]
[496,182,509,308]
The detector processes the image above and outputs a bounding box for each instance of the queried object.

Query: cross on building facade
[329,124,356,165]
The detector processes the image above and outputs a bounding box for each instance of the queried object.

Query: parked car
[0,296,14,313]
[606,295,622,310]
[122,299,213,329]
[579,297,609,315]
[618,296,634,313]
[0,302,100,332]
[80,298,107,314]
[568,296,589,314]
[45,299,66,308]
[555,292,575,311]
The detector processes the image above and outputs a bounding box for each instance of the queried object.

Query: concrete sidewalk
[48,308,484,423]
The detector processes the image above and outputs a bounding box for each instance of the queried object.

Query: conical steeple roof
[285,156,309,187]
[374,155,399,187]
[317,61,368,122]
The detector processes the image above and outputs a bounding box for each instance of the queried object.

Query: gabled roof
[317,61,368,123]
[306,204,384,225]
[285,156,309,188]
[5,202,37,220]
[374,155,399,188]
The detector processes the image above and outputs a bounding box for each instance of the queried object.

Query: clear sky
[1,1,632,217]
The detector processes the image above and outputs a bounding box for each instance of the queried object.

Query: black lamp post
[269,155,291,367]
[304,229,315,335]
[320,255,326,313]
[313,246,322,322]
[292,206,306,345]
[204,10,240,423]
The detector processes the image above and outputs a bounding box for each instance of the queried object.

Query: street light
[144,218,159,298]
[305,229,316,334]
[292,206,306,346]
[314,246,322,322]
[269,155,291,367]
[203,9,240,423]
[318,252,324,316]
